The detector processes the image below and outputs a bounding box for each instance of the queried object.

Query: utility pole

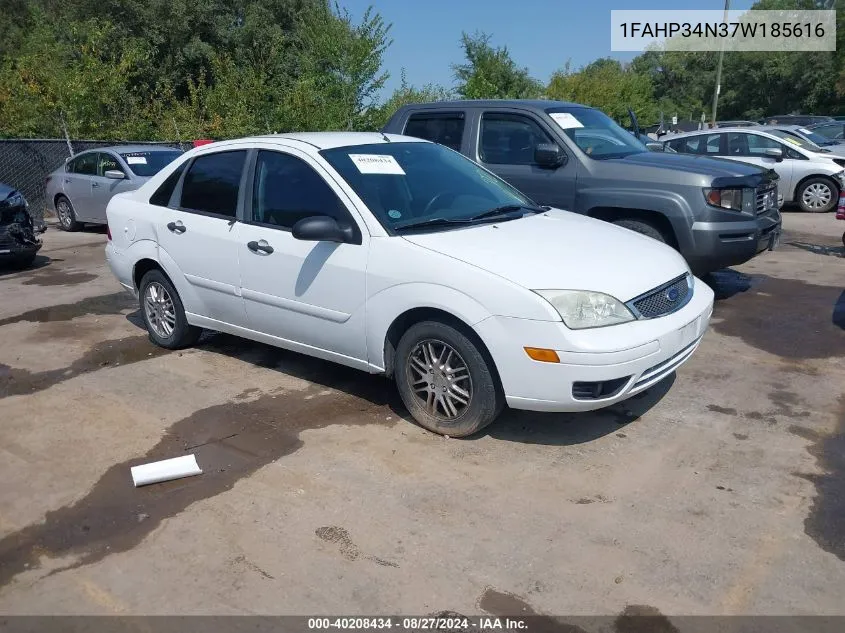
[710,0,730,126]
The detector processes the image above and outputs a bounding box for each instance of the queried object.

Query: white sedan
[105,132,714,436]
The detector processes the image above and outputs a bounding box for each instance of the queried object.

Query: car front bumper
[475,277,715,412]
[684,207,782,275]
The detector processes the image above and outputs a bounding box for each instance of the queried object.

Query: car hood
[619,150,765,177]
[401,209,689,302]
[0,182,16,199]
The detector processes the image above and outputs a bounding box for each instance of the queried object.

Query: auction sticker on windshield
[349,154,405,175]
[549,112,584,130]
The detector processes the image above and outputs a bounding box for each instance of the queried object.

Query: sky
[341,0,757,97]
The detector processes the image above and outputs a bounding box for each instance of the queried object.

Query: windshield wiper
[393,217,473,232]
[467,204,545,222]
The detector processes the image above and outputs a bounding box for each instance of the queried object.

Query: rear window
[179,151,246,218]
[120,150,183,177]
[403,113,465,151]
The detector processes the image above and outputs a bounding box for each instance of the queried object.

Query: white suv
[105,133,714,436]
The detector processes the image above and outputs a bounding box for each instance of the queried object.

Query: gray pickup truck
[383,100,782,275]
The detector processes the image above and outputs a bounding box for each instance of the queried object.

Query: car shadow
[786,240,844,258]
[0,254,55,277]
[833,290,845,330]
[123,316,673,446]
[703,268,754,300]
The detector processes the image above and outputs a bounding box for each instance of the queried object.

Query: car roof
[665,127,787,139]
[198,132,428,151]
[75,144,183,155]
[396,99,584,111]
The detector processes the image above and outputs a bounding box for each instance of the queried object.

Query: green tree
[547,58,658,124]
[452,31,543,100]
[368,69,452,129]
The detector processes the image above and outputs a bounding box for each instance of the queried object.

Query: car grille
[629,274,692,319]
[756,184,777,215]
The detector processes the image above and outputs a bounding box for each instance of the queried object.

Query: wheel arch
[381,306,504,397]
[587,206,680,248]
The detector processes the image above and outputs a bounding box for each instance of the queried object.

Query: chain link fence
[0,139,191,224]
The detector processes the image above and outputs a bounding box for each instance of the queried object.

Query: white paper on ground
[549,112,584,130]
[349,154,405,175]
[126,156,147,165]
[131,454,202,487]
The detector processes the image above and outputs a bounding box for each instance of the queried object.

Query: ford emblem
[665,287,680,303]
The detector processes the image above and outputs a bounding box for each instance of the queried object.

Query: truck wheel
[612,218,667,243]
[797,177,837,213]
[139,269,202,349]
[394,320,503,437]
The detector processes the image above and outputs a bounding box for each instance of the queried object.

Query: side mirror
[534,143,565,168]
[646,142,666,152]
[764,147,784,162]
[104,169,126,179]
[292,215,355,244]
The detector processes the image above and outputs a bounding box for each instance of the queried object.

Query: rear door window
[403,113,465,151]
[178,151,247,218]
[69,153,97,175]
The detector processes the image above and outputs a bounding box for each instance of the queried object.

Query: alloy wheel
[406,339,473,420]
[144,281,177,339]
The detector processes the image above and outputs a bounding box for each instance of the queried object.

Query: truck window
[479,113,553,165]
[403,113,465,151]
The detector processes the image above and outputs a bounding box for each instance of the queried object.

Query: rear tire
[394,320,503,437]
[139,269,201,349]
[55,196,82,231]
[796,177,837,213]
[612,218,667,243]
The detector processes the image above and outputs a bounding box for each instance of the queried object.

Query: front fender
[580,187,695,252]
[365,283,493,371]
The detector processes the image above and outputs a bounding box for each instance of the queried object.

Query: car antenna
[380,132,391,142]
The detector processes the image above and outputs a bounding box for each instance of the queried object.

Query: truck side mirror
[534,143,565,168]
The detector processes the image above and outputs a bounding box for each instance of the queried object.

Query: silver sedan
[45,145,183,231]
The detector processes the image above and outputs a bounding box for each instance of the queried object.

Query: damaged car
[0,182,41,268]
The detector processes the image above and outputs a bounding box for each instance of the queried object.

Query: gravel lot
[0,213,843,617]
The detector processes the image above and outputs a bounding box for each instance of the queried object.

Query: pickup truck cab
[383,100,782,276]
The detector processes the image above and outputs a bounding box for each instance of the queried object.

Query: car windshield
[793,127,837,146]
[545,107,647,159]
[119,150,183,177]
[320,142,537,232]
[767,129,823,151]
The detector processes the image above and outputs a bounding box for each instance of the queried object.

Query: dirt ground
[0,213,843,617]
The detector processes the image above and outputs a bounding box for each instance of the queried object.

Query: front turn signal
[524,347,560,363]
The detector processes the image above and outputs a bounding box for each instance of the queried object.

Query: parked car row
[663,127,845,213]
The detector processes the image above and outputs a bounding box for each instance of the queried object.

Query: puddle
[0,292,135,328]
[782,230,844,258]
[790,397,845,561]
[478,588,588,633]
[0,387,395,588]
[0,335,168,398]
[710,275,845,359]
[21,268,97,286]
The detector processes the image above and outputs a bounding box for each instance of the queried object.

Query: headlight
[534,290,635,330]
[0,192,25,208]
[703,187,743,211]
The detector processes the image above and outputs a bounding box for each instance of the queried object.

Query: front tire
[612,218,667,243]
[797,177,837,213]
[394,320,503,437]
[55,196,82,231]
[139,269,201,349]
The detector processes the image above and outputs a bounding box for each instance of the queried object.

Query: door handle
[92,182,100,188]
[166,221,186,234]
[247,239,274,254]
[63,179,70,184]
